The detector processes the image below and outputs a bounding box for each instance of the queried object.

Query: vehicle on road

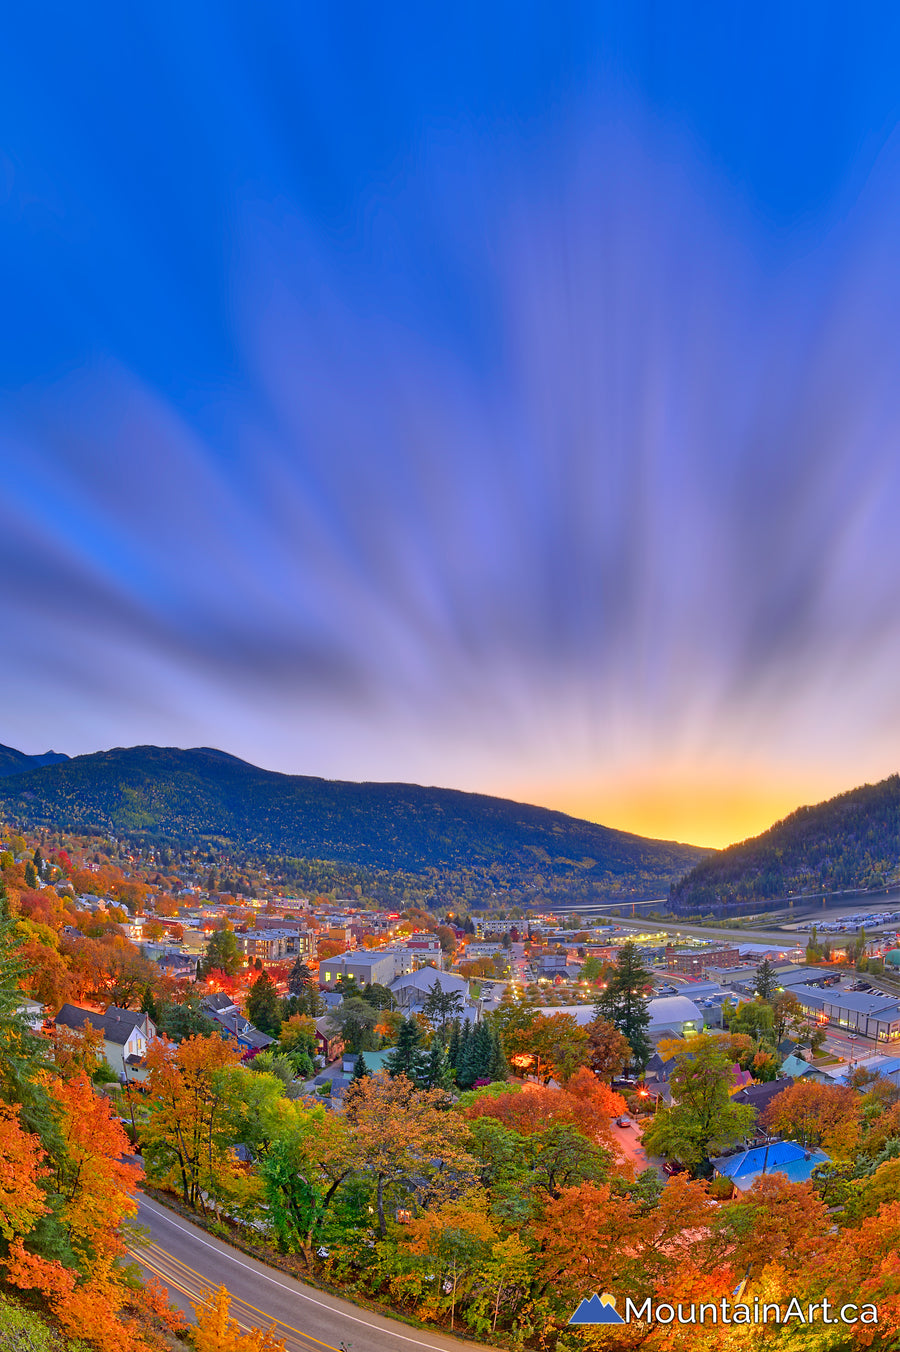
[616,1116,631,1127]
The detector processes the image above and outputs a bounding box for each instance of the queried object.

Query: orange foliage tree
[463,1070,625,1141]
[0,1104,49,1241]
[762,1080,862,1155]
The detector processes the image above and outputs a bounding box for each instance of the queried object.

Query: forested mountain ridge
[670,774,900,915]
[0,743,706,906]
[0,742,69,776]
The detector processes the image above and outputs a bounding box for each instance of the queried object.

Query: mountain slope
[0,744,706,903]
[670,774,900,915]
[0,743,69,777]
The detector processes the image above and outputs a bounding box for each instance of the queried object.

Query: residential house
[315,1015,344,1063]
[731,1078,794,1126]
[54,1004,156,1081]
[712,1141,829,1193]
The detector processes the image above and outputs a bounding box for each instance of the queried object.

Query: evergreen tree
[351,1051,370,1082]
[470,1021,493,1083]
[140,984,159,1023]
[287,958,313,996]
[24,861,38,889]
[199,925,241,978]
[419,1039,452,1091]
[385,1017,425,1080]
[447,1018,461,1069]
[593,942,653,1071]
[488,1027,508,1082]
[247,971,283,1036]
[455,1019,476,1088]
[755,958,777,1001]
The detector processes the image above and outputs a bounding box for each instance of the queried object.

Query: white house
[54,1004,157,1081]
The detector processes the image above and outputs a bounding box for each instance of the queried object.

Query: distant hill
[0,744,705,906]
[670,774,900,916]
[0,743,69,778]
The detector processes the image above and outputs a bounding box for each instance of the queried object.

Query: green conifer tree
[351,1051,369,1081]
[385,1017,425,1079]
[488,1027,508,1082]
[419,1039,452,1091]
[470,1021,493,1082]
[593,942,653,1071]
[455,1019,476,1088]
[447,1018,461,1068]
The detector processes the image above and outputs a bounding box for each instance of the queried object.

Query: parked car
[663,1160,687,1176]
[616,1116,631,1128]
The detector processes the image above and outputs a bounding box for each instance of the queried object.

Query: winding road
[131,1193,493,1352]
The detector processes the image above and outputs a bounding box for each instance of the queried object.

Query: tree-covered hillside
[670,774,900,915]
[0,743,69,777]
[0,745,705,907]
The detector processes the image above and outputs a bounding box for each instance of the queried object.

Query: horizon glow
[3,6,900,849]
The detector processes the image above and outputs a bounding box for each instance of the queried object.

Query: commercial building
[665,947,742,978]
[236,928,296,961]
[786,984,900,1042]
[646,995,705,1040]
[319,948,414,988]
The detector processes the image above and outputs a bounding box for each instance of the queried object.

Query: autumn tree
[0,1103,49,1242]
[401,1190,497,1330]
[142,1034,244,1210]
[641,1035,755,1171]
[585,1016,631,1082]
[720,1173,830,1277]
[257,1100,355,1269]
[192,1285,285,1352]
[762,1079,861,1155]
[343,1074,475,1237]
[534,1173,720,1311]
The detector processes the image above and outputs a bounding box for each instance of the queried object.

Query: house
[54,1004,156,1081]
[731,1078,794,1123]
[389,968,478,1020]
[340,1048,392,1076]
[780,1053,832,1084]
[711,1141,829,1192]
[315,1015,344,1063]
[16,999,46,1031]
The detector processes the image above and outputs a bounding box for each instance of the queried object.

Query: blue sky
[3,4,900,845]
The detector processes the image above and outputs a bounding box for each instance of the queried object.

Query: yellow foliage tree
[192,1285,285,1352]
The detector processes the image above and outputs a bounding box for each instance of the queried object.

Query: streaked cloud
[2,5,900,846]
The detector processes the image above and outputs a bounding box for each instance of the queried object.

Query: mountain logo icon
[569,1292,626,1324]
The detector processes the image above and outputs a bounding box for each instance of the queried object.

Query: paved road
[131,1192,493,1352]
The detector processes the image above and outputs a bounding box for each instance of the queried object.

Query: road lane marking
[133,1246,337,1352]
[137,1194,488,1351]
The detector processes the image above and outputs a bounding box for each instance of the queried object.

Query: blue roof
[713,1141,829,1189]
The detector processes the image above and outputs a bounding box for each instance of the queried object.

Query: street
[609,1117,665,1179]
[130,1192,494,1352]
